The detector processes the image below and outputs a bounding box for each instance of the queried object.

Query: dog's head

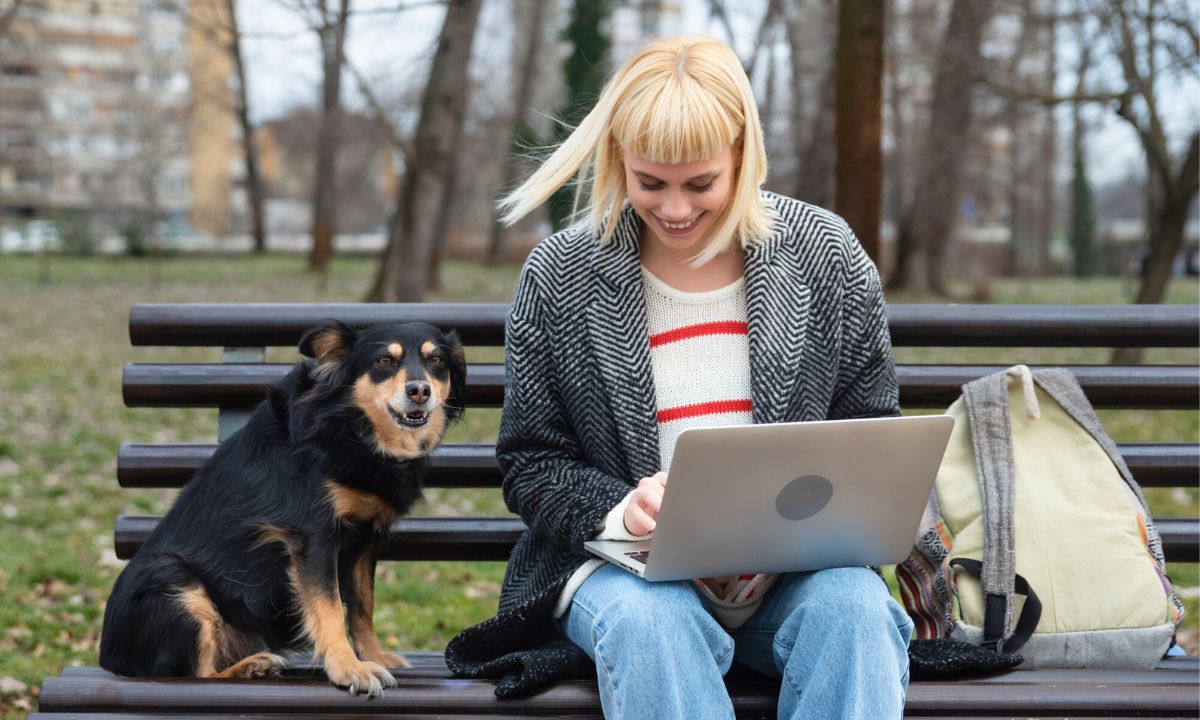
[299,320,466,460]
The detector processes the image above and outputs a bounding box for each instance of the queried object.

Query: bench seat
[33,656,1200,719]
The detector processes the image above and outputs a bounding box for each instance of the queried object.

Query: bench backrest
[116,303,1199,564]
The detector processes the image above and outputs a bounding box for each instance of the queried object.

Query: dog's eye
[428,356,445,368]
[376,356,394,367]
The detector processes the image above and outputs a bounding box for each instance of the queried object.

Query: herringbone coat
[444,192,900,696]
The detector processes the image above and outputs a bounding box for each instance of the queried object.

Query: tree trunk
[368,0,483,302]
[783,0,835,209]
[224,0,266,254]
[834,0,884,264]
[889,0,990,295]
[309,0,350,272]
[487,0,549,265]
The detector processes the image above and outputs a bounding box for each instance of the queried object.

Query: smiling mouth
[388,406,429,429]
[655,212,704,235]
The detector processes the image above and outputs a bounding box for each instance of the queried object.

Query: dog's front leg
[344,550,411,669]
[293,537,397,696]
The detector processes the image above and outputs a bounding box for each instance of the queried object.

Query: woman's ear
[299,320,357,367]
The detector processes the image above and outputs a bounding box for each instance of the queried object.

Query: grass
[0,254,1195,718]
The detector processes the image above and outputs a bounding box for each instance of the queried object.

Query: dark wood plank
[117,442,502,488]
[36,673,1200,716]
[115,441,1199,489]
[114,514,1199,563]
[129,303,1200,348]
[121,363,1200,410]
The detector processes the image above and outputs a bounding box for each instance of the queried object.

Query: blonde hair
[499,35,774,264]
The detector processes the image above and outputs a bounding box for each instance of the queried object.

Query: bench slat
[116,441,1199,489]
[117,442,501,488]
[36,672,1200,716]
[129,303,1200,348]
[114,515,1200,563]
[121,363,1200,410]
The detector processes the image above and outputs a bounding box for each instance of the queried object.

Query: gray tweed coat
[444,192,900,696]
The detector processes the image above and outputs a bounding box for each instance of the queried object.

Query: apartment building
[0,0,235,236]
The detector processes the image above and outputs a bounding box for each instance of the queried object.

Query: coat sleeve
[827,233,901,420]
[497,266,633,552]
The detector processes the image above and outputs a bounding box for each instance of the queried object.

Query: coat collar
[585,197,811,479]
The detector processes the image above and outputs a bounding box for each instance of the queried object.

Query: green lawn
[0,254,1195,718]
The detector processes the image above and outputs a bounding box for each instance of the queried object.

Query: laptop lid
[633,414,953,582]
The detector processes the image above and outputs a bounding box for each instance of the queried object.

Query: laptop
[585,414,954,581]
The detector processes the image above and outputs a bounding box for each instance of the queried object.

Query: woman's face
[622,144,738,258]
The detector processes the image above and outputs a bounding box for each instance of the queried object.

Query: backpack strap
[959,366,1042,654]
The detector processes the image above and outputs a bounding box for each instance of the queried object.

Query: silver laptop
[585,414,954,581]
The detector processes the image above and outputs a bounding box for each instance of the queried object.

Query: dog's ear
[299,320,357,367]
[441,329,467,424]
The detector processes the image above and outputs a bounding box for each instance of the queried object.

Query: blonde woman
[445,36,912,719]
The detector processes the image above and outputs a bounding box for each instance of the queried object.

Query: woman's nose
[659,193,692,221]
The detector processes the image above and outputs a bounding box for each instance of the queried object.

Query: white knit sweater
[552,267,777,626]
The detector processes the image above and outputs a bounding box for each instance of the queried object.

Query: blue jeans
[561,564,913,720]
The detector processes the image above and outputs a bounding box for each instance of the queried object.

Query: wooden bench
[34,302,1200,719]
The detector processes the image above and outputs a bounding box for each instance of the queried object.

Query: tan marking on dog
[212,651,287,679]
[174,585,257,677]
[324,481,396,530]
[387,342,404,360]
[175,585,223,677]
[251,524,300,555]
[310,329,350,365]
[289,567,395,694]
[352,373,448,460]
[420,340,436,357]
[347,554,411,668]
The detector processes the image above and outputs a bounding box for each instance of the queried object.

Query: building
[0,0,236,238]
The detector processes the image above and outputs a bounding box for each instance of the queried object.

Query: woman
[445,35,912,719]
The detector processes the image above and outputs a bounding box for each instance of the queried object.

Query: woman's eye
[689,182,714,193]
[376,356,394,367]
[638,182,663,191]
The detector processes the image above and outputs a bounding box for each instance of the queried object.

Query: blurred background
[0,1,1196,717]
[0,0,1196,299]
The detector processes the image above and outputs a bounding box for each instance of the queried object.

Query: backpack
[897,365,1184,670]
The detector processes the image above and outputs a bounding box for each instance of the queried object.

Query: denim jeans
[561,564,913,720]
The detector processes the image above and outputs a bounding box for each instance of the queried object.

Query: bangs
[610,73,742,164]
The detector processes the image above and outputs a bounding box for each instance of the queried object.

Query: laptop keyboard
[624,550,650,564]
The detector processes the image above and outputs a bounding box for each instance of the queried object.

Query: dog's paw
[326,659,396,697]
[241,652,287,678]
[215,651,287,679]
[367,651,411,669]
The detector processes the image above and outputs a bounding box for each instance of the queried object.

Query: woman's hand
[623,471,667,536]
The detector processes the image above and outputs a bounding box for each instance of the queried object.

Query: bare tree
[310,0,350,273]
[782,0,837,209]
[487,0,550,265]
[889,0,992,295]
[368,0,484,302]
[0,0,30,37]
[834,0,884,262]
[223,0,267,253]
[981,0,1198,357]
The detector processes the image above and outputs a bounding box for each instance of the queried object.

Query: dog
[100,320,466,696]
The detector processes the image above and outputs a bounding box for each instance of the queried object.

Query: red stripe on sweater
[649,321,749,348]
[657,399,753,423]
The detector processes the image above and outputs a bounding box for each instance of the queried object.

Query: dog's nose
[406,381,430,405]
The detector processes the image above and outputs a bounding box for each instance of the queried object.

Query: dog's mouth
[388,406,430,429]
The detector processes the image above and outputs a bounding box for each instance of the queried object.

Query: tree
[889,0,992,295]
[781,0,836,209]
[223,0,267,254]
[487,0,550,265]
[309,0,351,273]
[834,0,884,263]
[368,0,484,302]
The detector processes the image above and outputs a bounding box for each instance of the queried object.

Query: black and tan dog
[100,321,466,696]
